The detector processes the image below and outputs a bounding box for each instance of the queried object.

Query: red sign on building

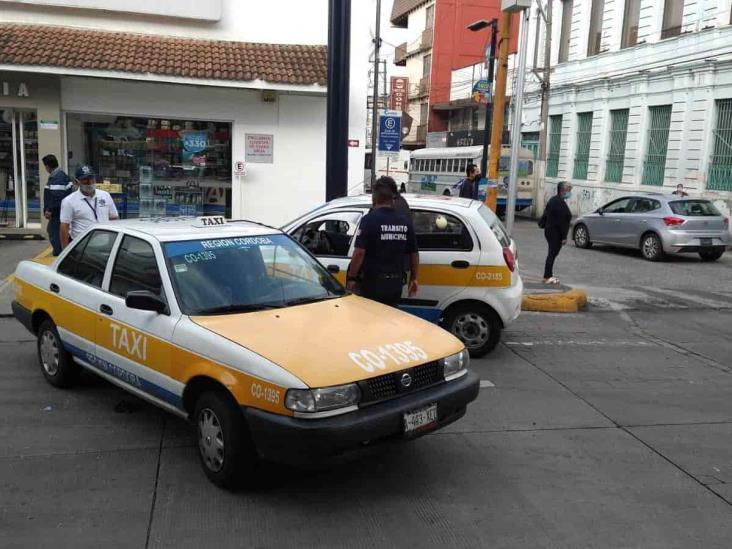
[390,77,409,112]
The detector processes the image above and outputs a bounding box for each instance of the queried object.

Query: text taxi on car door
[12,216,479,488]
[283,195,523,357]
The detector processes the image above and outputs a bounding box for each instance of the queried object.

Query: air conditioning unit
[501,0,532,11]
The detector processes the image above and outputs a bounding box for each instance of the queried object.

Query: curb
[522,288,588,313]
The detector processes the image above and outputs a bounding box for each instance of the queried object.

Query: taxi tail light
[502,247,516,272]
[663,216,685,227]
[724,217,729,228]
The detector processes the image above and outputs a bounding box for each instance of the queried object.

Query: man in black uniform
[346,181,419,306]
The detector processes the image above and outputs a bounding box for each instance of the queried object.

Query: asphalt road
[2,226,732,547]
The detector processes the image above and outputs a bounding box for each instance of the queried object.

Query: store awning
[0,24,327,89]
[431,98,479,112]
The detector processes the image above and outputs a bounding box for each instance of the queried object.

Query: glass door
[0,109,17,228]
[0,109,39,229]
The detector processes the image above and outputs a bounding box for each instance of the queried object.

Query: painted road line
[479,380,495,388]
[643,287,732,310]
[505,339,652,347]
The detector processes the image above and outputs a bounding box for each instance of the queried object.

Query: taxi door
[53,229,121,357]
[400,208,481,322]
[289,210,365,285]
[94,234,180,405]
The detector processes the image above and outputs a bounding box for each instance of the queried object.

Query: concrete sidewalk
[0,240,51,317]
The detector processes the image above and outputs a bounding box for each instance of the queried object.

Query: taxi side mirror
[326,264,340,274]
[126,290,169,315]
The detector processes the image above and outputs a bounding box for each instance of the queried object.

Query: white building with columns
[518,0,732,220]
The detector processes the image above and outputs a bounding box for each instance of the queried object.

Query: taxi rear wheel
[37,319,78,388]
[194,390,257,489]
[443,305,501,358]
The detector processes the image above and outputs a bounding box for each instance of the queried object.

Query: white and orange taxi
[284,194,523,356]
[12,216,479,488]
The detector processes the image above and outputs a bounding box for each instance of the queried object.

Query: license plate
[403,403,438,434]
[700,238,713,247]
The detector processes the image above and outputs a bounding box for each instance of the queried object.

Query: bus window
[446,159,454,172]
[435,159,442,172]
[410,159,416,171]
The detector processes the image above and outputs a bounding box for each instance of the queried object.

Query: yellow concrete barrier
[521,288,588,313]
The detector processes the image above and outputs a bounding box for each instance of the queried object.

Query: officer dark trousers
[360,274,403,307]
[47,209,62,256]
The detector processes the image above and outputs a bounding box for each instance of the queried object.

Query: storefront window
[66,114,232,218]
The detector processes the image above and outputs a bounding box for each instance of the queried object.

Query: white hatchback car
[283,195,523,356]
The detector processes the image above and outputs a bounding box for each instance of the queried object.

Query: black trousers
[544,235,563,279]
[360,277,403,308]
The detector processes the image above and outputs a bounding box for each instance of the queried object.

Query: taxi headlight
[442,348,470,381]
[285,383,361,413]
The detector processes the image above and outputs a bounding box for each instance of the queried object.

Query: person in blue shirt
[346,180,419,307]
[41,154,72,256]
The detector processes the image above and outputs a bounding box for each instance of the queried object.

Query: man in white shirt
[60,165,119,249]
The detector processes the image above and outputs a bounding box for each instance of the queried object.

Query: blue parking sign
[378,111,401,157]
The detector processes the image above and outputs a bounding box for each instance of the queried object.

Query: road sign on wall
[377,110,401,158]
[390,77,409,112]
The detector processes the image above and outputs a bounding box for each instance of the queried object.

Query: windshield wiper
[284,295,342,307]
[194,303,284,315]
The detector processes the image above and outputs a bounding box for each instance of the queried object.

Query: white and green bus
[407,145,536,211]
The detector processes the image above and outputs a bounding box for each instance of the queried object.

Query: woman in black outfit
[540,181,573,284]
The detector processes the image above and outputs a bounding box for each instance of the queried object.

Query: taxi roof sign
[194,216,227,227]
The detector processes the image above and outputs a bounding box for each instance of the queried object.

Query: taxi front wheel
[194,390,258,489]
[443,305,501,358]
[37,319,79,388]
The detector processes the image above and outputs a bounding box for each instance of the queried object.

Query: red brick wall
[429,0,518,132]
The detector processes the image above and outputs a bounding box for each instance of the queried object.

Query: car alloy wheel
[642,233,662,261]
[574,225,589,248]
[39,330,60,377]
[198,407,225,473]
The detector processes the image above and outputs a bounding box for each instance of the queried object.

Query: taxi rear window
[477,205,511,247]
[163,235,344,315]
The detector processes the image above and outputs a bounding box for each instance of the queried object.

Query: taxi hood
[191,295,464,388]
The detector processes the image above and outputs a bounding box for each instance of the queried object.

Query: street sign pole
[506,7,531,235]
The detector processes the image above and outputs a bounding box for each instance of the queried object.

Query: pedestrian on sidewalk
[346,180,419,307]
[456,163,480,200]
[59,165,119,250]
[539,181,572,285]
[671,183,688,197]
[41,154,73,256]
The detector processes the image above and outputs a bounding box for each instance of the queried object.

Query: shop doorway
[0,109,40,229]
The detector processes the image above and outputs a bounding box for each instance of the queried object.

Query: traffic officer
[59,165,119,249]
[41,154,72,256]
[346,180,419,307]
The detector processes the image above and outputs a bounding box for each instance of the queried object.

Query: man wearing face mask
[59,165,119,250]
[539,181,572,285]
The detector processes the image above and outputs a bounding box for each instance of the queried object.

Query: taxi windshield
[163,235,345,315]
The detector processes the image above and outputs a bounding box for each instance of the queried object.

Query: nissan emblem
[400,373,412,388]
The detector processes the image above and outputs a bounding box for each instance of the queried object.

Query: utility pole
[487,12,512,183]
[506,7,531,235]
[537,0,552,216]
[325,0,351,201]
[370,0,382,187]
[481,21,498,179]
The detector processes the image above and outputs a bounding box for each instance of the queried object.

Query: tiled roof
[0,24,327,86]
[391,0,430,26]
